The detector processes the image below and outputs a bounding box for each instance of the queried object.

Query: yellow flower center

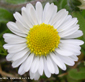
[26,23,60,56]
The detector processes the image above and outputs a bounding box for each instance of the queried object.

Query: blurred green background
[0,0,85,82]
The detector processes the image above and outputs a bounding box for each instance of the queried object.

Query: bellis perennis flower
[3,2,84,80]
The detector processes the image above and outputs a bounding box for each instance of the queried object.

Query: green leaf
[72,12,85,54]
[59,0,67,9]
[80,10,85,17]
[54,0,68,10]
[5,0,28,4]
[67,75,81,82]
[68,68,85,80]
[72,0,81,6]
[0,40,7,56]
[0,8,13,56]
[79,67,85,71]
[68,0,81,11]
[0,8,13,23]
[72,12,85,36]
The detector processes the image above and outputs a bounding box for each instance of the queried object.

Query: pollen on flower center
[26,23,60,56]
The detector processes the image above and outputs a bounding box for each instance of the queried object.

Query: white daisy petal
[38,56,44,75]
[7,43,27,53]
[53,62,59,74]
[53,9,68,28]
[70,55,78,61]
[24,53,34,72]
[3,33,26,44]
[18,63,25,75]
[6,54,14,61]
[75,51,81,56]
[60,39,84,45]
[3,44,13,49]
[13,12,23,23]
[13,12,29,28]
[64,30,83,38]
[59,25,79,37]
[12,48,28,61]
[30,71,40,80]
[54,64,59,74]
[7,22,19,31]
[43,2,50,22]
[59,43,81,50]
[55,48,73,56]
[33,71,40,80]
[59,43,81,55]
[60,47,81,55]
[26,3,35,26]
[50,53,66,70]
[29,5,38,25]
[7,22,26,37]
[50,9,65,25]
[57,18,78,32]
[58,55,75,66]
[44,57,51,78]
[12,52,29,68]
[21,7,33,28]
[47,55,55,74]
[36,2,43,24]
[29,71,35,80]
[43,3,57,24]
[16,21,29,34]
[31,56,39,73]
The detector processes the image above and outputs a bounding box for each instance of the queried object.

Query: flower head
[3,2,84,80]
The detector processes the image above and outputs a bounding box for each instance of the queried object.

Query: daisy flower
[3,2,84,80]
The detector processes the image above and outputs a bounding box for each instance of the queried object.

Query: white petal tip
[18,71,25,75]
[3,33,9,38]
[82,41,84,45]
[6,56,11,61]
[3,45,6,49]
[12,64,16,68]
[3,34,5,38]
[36,1,41,4]
[21,7,26,11]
